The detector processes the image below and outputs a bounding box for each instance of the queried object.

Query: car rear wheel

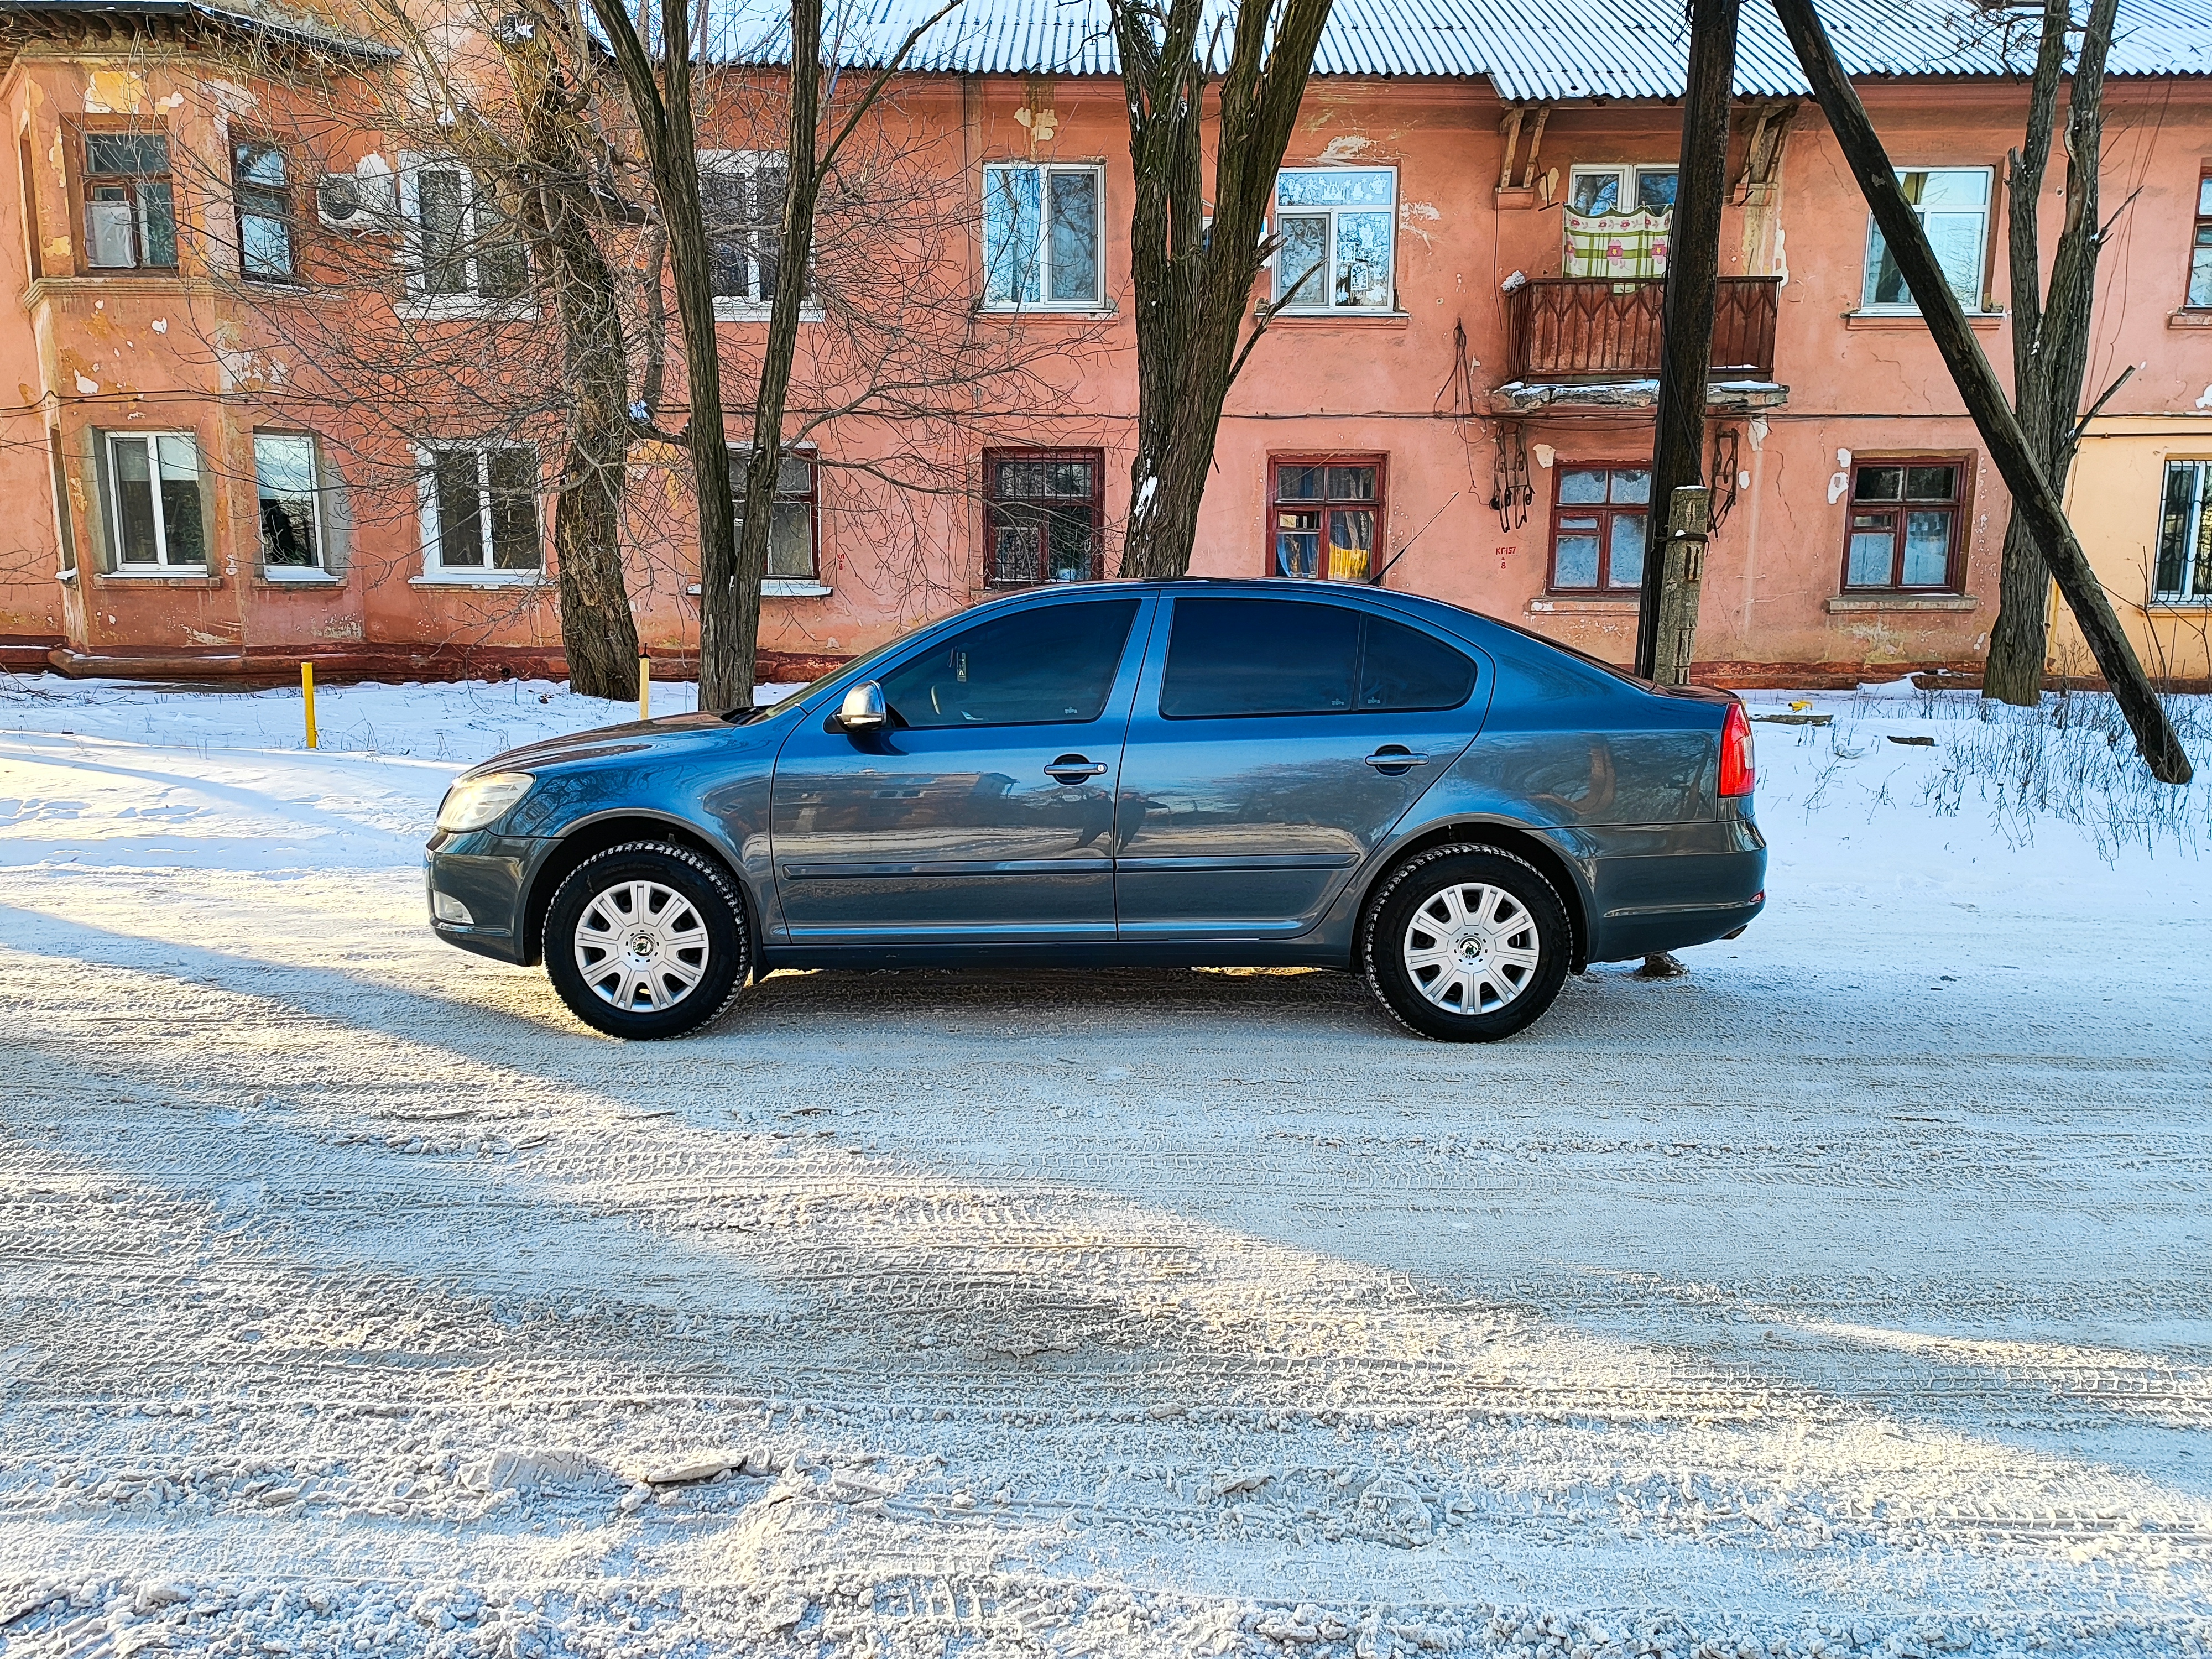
[1363,845,1571,1041]
[544,841,749,1039]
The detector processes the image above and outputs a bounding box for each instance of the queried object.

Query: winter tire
[1363,844,1572,1041]
[544,841,750,1039]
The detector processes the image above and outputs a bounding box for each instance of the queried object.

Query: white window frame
[1858,165,1996,315]
[413,439,544,582]
[1565,164,1678,218]
[253,431,328,578]
[980,161,1105,313]
[1270,165,1399,315]
[397,153,530,316]
[103,429,204,571]
[700,150,820,322]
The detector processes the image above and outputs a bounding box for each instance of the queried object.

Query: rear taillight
[1719,700,1756,797]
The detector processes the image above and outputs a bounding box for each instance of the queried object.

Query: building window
[982,164,1101,309]
[49,428,74,573]
[1547,466,1650,593]
[402,160,526,300]
[1842,458,1966,591]
[19,132,43,281]
[1563,165,1676,278]
[1272,168,1395,311]
[733,449,818,581]
[2155,460,2212,603]
[232,134,296,281]
[254,432,322,572]
[984,450,1102,584]
[105,431,204,567]
[81,129,176,270]
[418,444,540,574]
[1271,458,1384,581]
[1861,168,1992,312]
[701,151,796,309]
[2188,175,2212,310]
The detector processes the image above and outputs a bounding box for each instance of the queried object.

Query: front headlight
[436,771,535,833]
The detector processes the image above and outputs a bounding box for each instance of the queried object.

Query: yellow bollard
[638,652,651,722]
[301,661,319,750]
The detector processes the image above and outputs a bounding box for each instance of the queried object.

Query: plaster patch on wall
[156,92,184,112]
[1771,223,1788,286]
[184,627,235,646]
[2197,384,2212,410]
[152,319,168,333]
[84,70,148,114]
[207,79,259,115]
[1827,472,1849,504]
[73,372,98,395]
[316,619,366,641]
[1399,200,1441,249]
[1318,135,1371,162]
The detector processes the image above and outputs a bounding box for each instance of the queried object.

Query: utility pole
[1767,0,2191,784]
[1636,0,1742,684]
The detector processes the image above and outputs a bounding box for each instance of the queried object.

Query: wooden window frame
[731,445,821,584]
[70,116,179,273]
[982,447,1105,586]
[1267,453,1387,582]
[1545,463,1651,594]
[19,127,43,281]
[1838,453,1972,593]
[230,127,299,284]
[2187,170,2212,311]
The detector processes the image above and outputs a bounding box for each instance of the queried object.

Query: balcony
[1497,275,1785,414]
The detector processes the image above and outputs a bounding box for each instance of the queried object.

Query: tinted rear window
[1161,598,1475,719]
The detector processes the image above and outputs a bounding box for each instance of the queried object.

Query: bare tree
[1981,0,2121,706]
[1109,0,1335,579]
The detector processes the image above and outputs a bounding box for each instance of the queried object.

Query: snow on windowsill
[259,570,343,586]
[684,581,833,597]
[712,300,825,323]
[409,573,549,590]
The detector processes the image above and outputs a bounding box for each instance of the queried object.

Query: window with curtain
[81,129,176,270]
[1841,459,1966,591]
[1271,458,1384,582]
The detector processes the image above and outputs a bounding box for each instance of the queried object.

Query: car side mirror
[837,680,888,732]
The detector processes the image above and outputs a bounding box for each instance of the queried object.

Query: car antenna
[1370,492,1459,588]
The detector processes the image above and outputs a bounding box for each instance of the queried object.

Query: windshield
[722,633,912,724]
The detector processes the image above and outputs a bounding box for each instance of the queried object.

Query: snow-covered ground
[1,672,2207,1659]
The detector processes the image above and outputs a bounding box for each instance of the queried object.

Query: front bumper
[425,830,539,964]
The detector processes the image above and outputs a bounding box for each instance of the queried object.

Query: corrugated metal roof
[698,0,2212,92]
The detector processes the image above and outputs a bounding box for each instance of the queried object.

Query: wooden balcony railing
[1506,275,1781,382]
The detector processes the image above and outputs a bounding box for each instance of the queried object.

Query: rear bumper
[1588,884,1766,962]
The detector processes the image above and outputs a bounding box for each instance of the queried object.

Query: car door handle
[1363,748,1430,769]
[1044,757,1109,783]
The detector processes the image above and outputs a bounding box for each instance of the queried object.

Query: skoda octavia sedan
[426,581,1764,1041]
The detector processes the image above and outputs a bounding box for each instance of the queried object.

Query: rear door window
[1161,597,1473,718]
[882,597,1139,727]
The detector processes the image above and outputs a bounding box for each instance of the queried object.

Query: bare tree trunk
[1113,0,1335,578]
[507,25,640,702]
[1983,0,2119,706]
[733,0,824,631]
[588,0,745,710]
[1772,0,2189,783]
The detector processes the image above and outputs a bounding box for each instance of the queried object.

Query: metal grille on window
[1845,461,1960,589]
[1274,462,1379,581]
[987,453,1099,584]
[2156,461,2212,603]
[83,131,175,270]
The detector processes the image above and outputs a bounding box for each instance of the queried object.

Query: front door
[1113,594,1483,938]
[770,593,1148,943]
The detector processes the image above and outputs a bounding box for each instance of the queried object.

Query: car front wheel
[543,841,750,1039]
[1363,845,1571,1041]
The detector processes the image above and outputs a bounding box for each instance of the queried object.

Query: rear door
[1112,594,1481,939]
[769,593,1147,944]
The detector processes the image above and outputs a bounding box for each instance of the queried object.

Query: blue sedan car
[426,581,1764,1041]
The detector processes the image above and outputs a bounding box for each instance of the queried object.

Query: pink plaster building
[4,0,2210,688]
